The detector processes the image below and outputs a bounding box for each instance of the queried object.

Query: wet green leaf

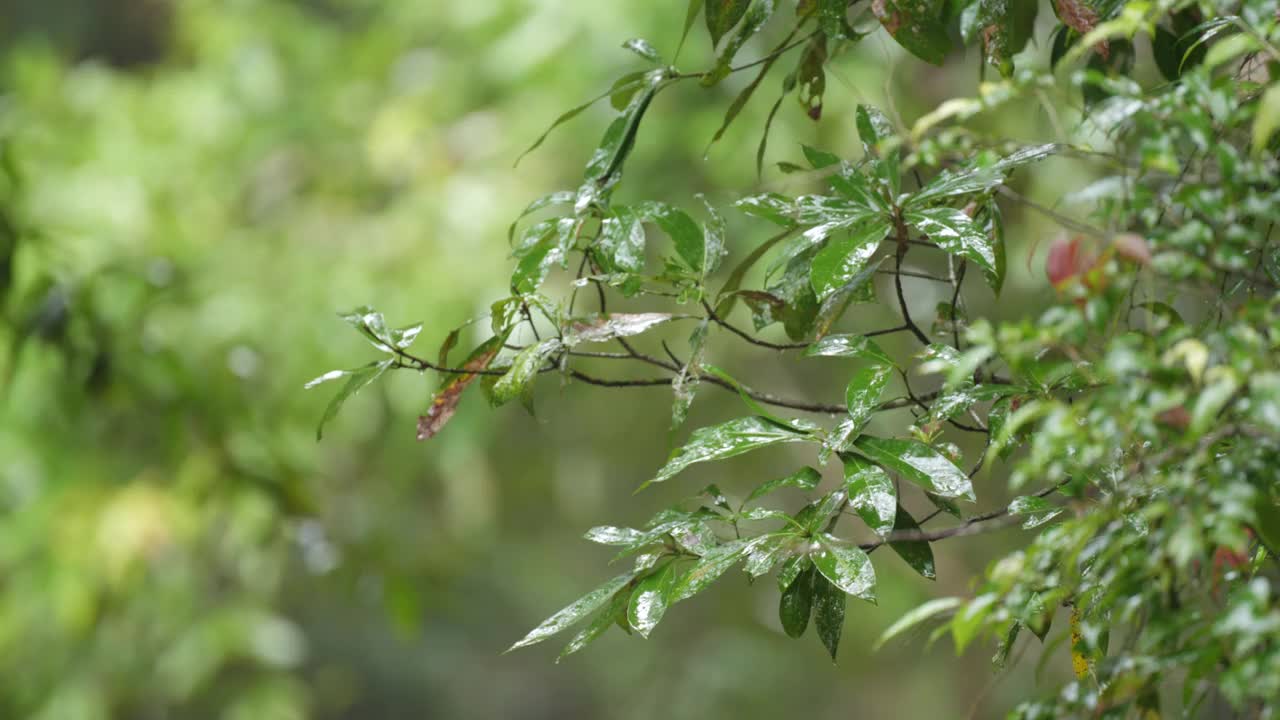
[650,416,813,486]
[810,221,892,301]
[1007,496,1064,529]
[813,572,847,660]
[565,313,674,346]
[805,334,895,365]
[855,104,894,154]
[779,564,815,638]
[794,489,849,534]
[845,362,893,427]
[905,207,995,273]
[745,466,823,505]
[557,589,630,662]
[309,359,394,441]
[888,505,935,579]
[852,436,975,500]
[638,202,706,273]
[628,562,677,637]
[492,339,561,407]
[596,206,647,274]
[509,572,637,652]
[622,38,662,63]
[842,454,896,536]
[705,0,752,48]
[670,539,752,601]
[870,0,951,65]
[584,526,646,546]
[813,534,876,601]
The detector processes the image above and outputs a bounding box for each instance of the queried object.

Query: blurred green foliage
[0,1,1059,717]
[8,0,1274,718]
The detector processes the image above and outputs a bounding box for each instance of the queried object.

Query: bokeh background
[0,1,1092,717]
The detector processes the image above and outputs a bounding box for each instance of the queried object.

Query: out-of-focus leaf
[508,191,575,243]
[678,0,706,57]
[508,572,637,652]
[852,436,975,500]
[702,0,776,87]
[650,416,813,486]
[842,454,896,536]
[888,505,935,579]
[813,572,847,660]
[874,596,962,650]
[1008,496,1064,529]
[705,0,752,48]
[795,33,827,119]
[309,359,393,441]
[416,337,504,440]
[584,526,646,546]
[780,564,815,638]
[812,534,876,601]
[671,320,710,430]
[623,38,662,63]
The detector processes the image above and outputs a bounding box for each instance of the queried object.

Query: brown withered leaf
[417,337,502,441]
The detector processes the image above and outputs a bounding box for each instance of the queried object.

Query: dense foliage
[312,0,1280,716]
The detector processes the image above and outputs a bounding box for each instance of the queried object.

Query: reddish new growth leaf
[1111,233,1152,266]
[1054,0,1110,59]
[871,0,901,35]
[416,339,501,440]
[1046,235,1097,289]
[1156,405,1191,430]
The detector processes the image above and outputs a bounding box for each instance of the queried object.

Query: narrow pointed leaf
[874,596,962,650]
[805,334,894,365]
[557,591,629,661]
[813,573,847,660]
[622,38,662,63]
[417,337,504,440]
[312,359,393,441]
[670,540,751,602]
[888,505,935,579]
[650,416,812,485]
[566,313,674,346]
[779,565,816,638]
[705,0,752,48]
[745,466,822,505]
[509,572,637,652]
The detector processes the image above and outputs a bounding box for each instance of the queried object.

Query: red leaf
[416,338,502,441]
